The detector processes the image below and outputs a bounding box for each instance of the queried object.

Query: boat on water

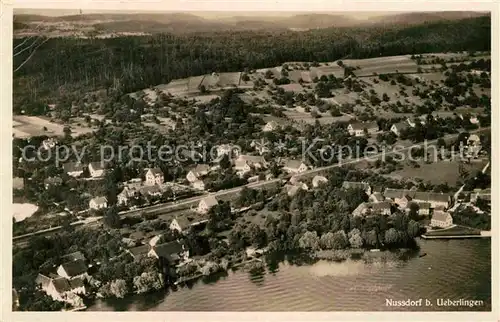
[370,249,381,252]
[419,253,427,258]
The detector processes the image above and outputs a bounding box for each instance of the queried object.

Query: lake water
[88,239,491,311]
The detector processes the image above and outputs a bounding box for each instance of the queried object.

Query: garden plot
[315,65,344,78]
[218,72,241,87]
[287,70,303,83]
[361,78,422,105]
[187,75,205,93]
[278,83,306,94]
[256,67,282,79]
[156,78,189,95]
[472,85,491,98]
[192,94,220,104]
[13,115,94,138]
[330,89,362,105]
[343,55,413,68]
[355,63,419,77]
[385,159,488,185]
[415,71,447,84]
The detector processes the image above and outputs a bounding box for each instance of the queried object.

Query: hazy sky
[14,9,402,19]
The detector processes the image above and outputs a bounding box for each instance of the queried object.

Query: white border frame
[1,1,499,321]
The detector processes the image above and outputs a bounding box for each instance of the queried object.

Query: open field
[385,159,488,185]
[218,72,241,87]
[13,115,95,138]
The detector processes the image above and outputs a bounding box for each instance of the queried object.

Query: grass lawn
[385,160,488,185]
[425,225,480,236]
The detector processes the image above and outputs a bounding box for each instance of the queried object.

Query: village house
[431,210,453,228]
[250,139,271,155]
[192,180,206,191]
[412,192,451,209]
[148,240,189,264]
[88,162,107,178]
[126,244,150,259]
[170,217,209,234]
[236,155,268,170]
[216,144,239,158]
[186,164,210,183]
[286,182,309,197]
[383,188,451,209]
[35,274,86,308]
[470,188,491,204]
[89,196,108,210]
[406,115,430,128]
[262,120,280,132]
[390,122,410,137]
[42,138,58,150]
[145,167,164,185]
[197,195,219,214]
[282,159,308,174]
[117,186,137,205]
[406,201,431,216]
[342,181,372,196]
[369,192,385,203]
[63,162,84,178]
[138,185,163,198]
[312,175,328,188]
[352,202,392,217]
[347,122,378,137]
[56,259,88,280]
[44,176,63,189]
[467,134,481,146]
[61,251,86,263]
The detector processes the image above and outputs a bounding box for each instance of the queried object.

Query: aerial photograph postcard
[10,6,493,313]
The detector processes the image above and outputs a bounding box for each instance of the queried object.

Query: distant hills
[13,11,490,35]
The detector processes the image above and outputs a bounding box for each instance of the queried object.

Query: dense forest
[13,16,490,111]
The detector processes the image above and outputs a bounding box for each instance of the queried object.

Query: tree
[298,231,320,250]
[384,228,400,245]
[319,232,335,249]
[407,220,421,238]
[348,228,363,248]
[103,206,121,229]
[109,279,128,298]
[133,272,164,294]
[219,154,231,170]
[331,230,349,249]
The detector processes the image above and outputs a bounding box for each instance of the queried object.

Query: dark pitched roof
[367,201,391,211]
[128,244,150,257]
[61,251,86,263]
[392,121,410,132]
[147,167,163,176]
[52,277,72,293]
[349,122,378,131]
[413,192,450,203]
[152,241,185,259]
[69,277,85,289]
[59,259,87,277]
[173,217,191,230]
